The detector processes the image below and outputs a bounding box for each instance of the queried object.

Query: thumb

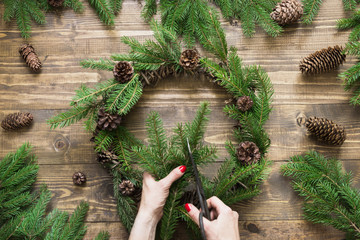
[159,165,186,189]
[185,203,211,227]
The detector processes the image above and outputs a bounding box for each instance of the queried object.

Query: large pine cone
[1,112,33,130]
[236,141,261,165]
[97,150,118,165]
[179,49,200,70]
[19,44,41,72]
[305,117,346,145]
[97,108,122,131]
[300,46,346,74]
[236,96,253,112]
[48,0,65,7]
[113,61,134,83]
[270,0,303,25]
[119,180,135,196]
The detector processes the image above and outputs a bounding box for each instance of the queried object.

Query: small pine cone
[48,0,65,7]
[97,150,118,165]
[179,49,200,70]
[236,96,253,112]
[270,0,303,25]
[1,112,33,130]
[113,61,134,83]
[97,108,122,131]
[236,141,261,165]
[305,117,346,145]
[300,46,346,74]
[19,44,41,72]
[73,172,86,185]
[119,180,135,196]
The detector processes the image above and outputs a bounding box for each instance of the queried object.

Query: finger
[143,172,155,183]
[210,209,218,220]
[206,196,231,214]
[185,203,211,227]
[159,165,186,188]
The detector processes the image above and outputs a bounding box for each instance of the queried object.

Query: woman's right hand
[185,196,240,240]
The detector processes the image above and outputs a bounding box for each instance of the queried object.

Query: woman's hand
[139,165,186,221]
[129,165,186,240]
[185,196,240,240]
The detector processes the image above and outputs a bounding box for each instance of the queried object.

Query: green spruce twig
[282,151,360,239]
[0,143,109,239]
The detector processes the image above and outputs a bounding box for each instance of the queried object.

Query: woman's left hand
[139,165,187,221]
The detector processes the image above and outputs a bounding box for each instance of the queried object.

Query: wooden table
[1,0,359,239]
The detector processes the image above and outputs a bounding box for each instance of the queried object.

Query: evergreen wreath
[0,143,110,240]
[48,20,274,239]
[282,151,360,239]
[0,0,123,38]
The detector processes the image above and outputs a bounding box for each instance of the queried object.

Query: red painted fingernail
[185,203,191,212]
[179,165,186,173]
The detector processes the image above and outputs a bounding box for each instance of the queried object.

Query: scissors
[186,138,210,240]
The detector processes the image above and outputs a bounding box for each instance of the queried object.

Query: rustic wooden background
[1,0,359,239]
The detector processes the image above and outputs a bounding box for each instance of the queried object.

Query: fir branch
[0,144,108,239]
[282,151,360,239]
[59,201,89,240]
[48,105,94,129]
[212,0,282,37]
[159,185,183,240]
[112,170,137,231]
[109,0,122,14]
[185,102,211,148]
[301,0,323,24]
[63,0,84,12]
[343,0,358,11]
[71,79,118,106]
[87,0,115,25]
[146,112,168,165]
[338,41,360,106]
[141,0,157,22]
[94,130,115,152]
[80,58,115,71]
[197,10,228,62]
[105,74,142,115]
[94,231,111,240]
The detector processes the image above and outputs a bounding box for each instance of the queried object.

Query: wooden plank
[84,220,346,240]
[34,161,360,222]
[1,0,360,239]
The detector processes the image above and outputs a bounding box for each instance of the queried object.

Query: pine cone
[97,150,118,165]
[73,172,86,185]
[236,96,253,112]
[119,180,135,196]
[300,46,346,74]
[236,141,261,165]
[48,0,65,7]
[179,49,200,70]
[1,112,33,130]
[19,44,41,72]
[113,61,134,83]
[97,108,122,131]
[305,117,346,145]
[270,0,303,25]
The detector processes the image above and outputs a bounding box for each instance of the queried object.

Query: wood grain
[1,0,360,239]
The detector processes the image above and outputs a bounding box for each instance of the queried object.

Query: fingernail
[179,165,186,173]
[185,203,191,212]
